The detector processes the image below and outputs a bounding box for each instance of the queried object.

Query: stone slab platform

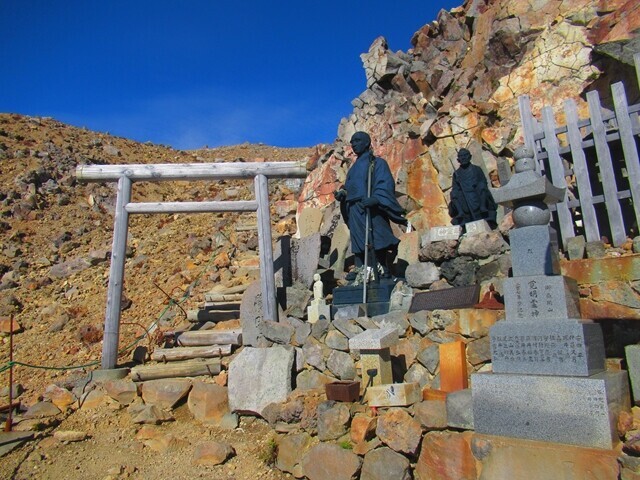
[489,321,605,376]
[471,433,620,480]
[471,371,630,449]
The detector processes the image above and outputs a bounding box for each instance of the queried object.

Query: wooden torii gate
[76,161,307,369]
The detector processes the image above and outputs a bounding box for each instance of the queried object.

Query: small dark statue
[448,148,497,228]
[334,132,406,281]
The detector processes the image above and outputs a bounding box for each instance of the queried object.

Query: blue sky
[0,1,461,149]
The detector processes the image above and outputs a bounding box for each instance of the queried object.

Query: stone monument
[307,274,331,324]
[471,146,630,449]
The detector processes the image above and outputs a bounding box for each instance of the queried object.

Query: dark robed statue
[448,148,497,228]
[334,131,406,280]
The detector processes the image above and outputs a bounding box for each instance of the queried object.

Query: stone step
[204,293,244,303]
[187,309,240,323]
[176,329,242,346]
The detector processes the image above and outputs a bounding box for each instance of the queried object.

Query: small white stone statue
[307,273,331,324]
[312,273,324,305]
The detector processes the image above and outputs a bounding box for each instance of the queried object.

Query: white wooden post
[255,174,278,322]
[102,175,131,369]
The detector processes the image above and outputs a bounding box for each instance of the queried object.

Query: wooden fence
[518,52,640,249]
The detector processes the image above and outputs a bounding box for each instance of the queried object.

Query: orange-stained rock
[416,431,477,480]
[579,298,640,320]
[560,255,640,284]
[350,414,378,444]
[0,316,22,334]
[376,408,422,456]
[445,308,502,337]
[472,434,619,480]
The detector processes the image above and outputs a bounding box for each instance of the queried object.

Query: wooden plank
[564,99,600,242]
[207,284,248,295]
[150,345,232,362]
[541,106,575,245]
[130,358,221,381]
[102,175,131,370]
[255,174,278,322]
[439,341,468,392]
[635,52,640,89]
[518,95,543,174]
[203,293,244,304]
[176,329,242,346]
[587,90,627,246]
[612,81,640,228]
[76,161,307,182]
[125,200,258,214]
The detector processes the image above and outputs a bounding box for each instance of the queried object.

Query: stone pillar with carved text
[471,146,630,449]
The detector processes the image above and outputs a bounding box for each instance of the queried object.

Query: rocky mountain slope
[300,0,640,231]
[0,113,315,404]
[1,0,640,478]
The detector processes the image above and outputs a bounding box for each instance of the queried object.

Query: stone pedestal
[349,328,398,386]
[472,146,628,450]
[472,371,629,449]
[307,302,331,324]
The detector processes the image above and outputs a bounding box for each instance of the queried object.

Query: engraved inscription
[491,334,586,365]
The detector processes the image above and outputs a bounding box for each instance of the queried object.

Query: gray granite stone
[566,235,586,260]
[416,344,440,374]
[585,241,606,259]
[472,371,630,449]
[446,388,474,430]
[228,346,294,417]
[333,304,362,321]
[490,321,605,376]
[239,280,262,346]
[332,317,364,339]
[292,233,321,288]
[503,275,580,322]
[490,170,564,207]
[311,316,330,340]
[508,226,560,276]
[625,344,640,404]
[405,262,440,288]
[325,329,349,351]
[326,350,356,380]
[370,310,410,337]
[349,328,398,351]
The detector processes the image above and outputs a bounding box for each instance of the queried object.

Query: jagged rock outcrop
[298,0,640,232]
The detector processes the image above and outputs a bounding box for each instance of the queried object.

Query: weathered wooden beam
[255,174,278,322]
[130,358,221,381]
[102,175,131,370]
[150,345,232,362]
[204,294,244,304]
[541,106,575,246]
[612,81,640,228]
[587,90,626,247]
[176,330,242,346]
[125,200,258,214]
[76,161,307,182]
[564,99,600,243]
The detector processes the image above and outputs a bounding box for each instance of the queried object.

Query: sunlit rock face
[297,0,639,231]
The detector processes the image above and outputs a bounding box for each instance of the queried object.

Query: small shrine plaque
[408,284,480,313]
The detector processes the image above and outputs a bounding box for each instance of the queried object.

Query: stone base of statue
[307,301,331,324]
[472,370,629,449]
[332,277,398,317]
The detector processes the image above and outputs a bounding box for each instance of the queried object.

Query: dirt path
[1,403,292,480]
